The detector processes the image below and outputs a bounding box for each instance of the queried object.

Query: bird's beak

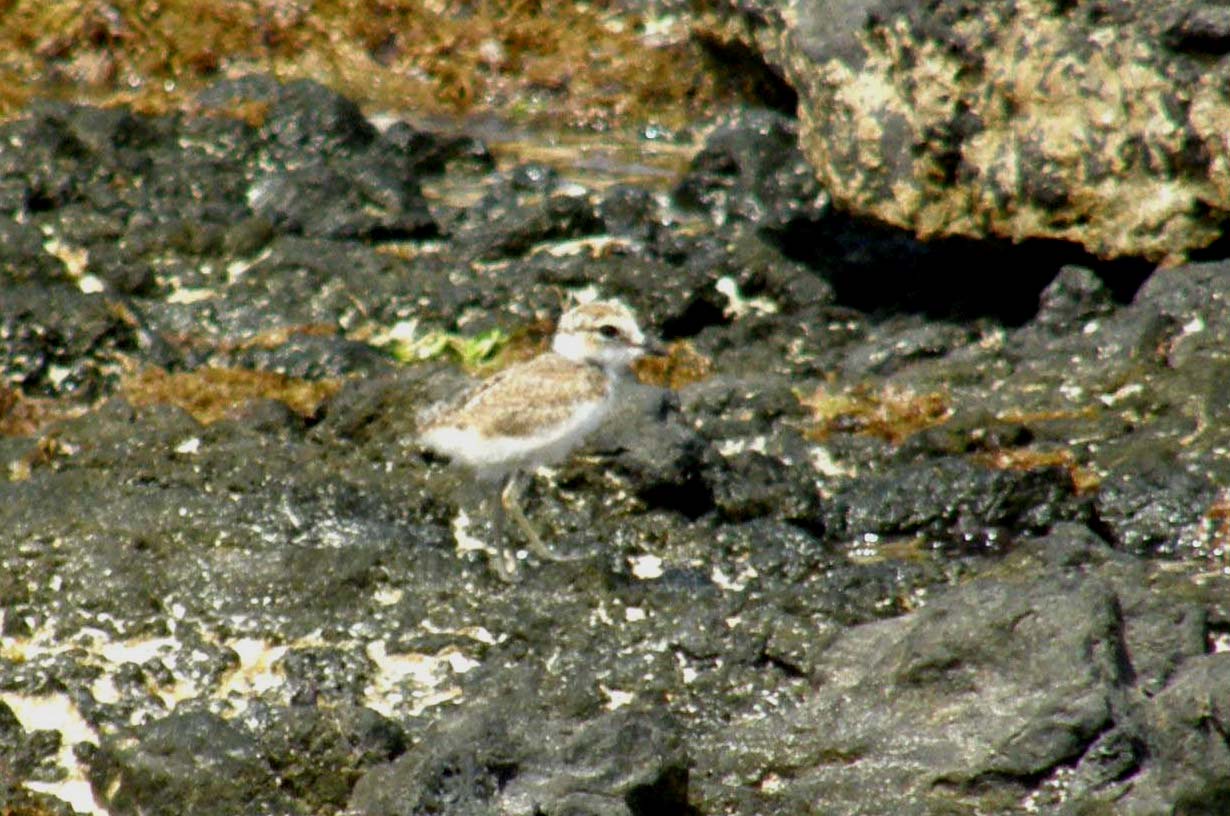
[640,338,668,357]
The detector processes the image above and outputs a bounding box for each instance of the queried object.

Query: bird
[418,298,664,580]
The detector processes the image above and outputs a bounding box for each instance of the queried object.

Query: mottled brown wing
[425,354,608,438]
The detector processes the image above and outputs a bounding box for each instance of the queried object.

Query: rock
[598,185,661,241]
[1094,459,1217,557]
[1031,265,1116,334]
[1165,5,1230,54]
[590,384,713,517]
[252,704,407,812]
[378,120,495,177]
[85,241,161,296]
[90,703,400,813]
[0,284,138,399]
[455,165,602,260]
[672,115,1100,323]
[0,77,441,316]
[348,705,688,816]
[679,374,807,442]
[0,783,79,816]
[223,79,438,240]
[1117,582,1208,698]
[276,647,378,706]
[705,447,820,526]
[697,570,1128,815]
[0,217,68,285]
[697,0,1230,260]
[1122,654,1230,813]
[838,318,974,378]
[3,73,1230,816]
[246,161,435,240]
[0,394,444,641]
[673,108,828,232]
[823,457,1082,553]
[311,368,433,447]
[226,331,398,380]
[253,78,377,159]
[675,234,840,375]
[158,235,426,337]
[1121,260,1230,369]
[93,710,291,815]
[1066,726,1147,803]
[0,701,61,784]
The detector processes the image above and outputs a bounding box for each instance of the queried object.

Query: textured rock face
[699,0,1230,261]
[4,81,1230,816]
[698,538,1131,814]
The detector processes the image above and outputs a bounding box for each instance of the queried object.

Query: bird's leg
[486,479,520,583]
[501,470,569,562]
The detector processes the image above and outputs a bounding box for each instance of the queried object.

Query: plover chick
[419,299,664,581]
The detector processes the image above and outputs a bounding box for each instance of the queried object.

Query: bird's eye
[598,325,620,339]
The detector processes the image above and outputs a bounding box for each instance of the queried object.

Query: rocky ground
[1,75,1229,816]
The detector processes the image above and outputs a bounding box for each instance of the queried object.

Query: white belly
[420,395,613,480]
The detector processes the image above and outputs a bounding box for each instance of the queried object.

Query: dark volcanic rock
[838,318,974,378]
[598,185,661,241]
[824,457,1081,553]
[678,377,822,530]
[680,374,805,441]
[0,701,61,784]
[1095,460,1218,557]
[587,384,713,518]
[88,702,406,814]
[252,703,408,812]
[1126,654,1230,812]
[1030,264,1116,334]
[199,75,378,161]
[227,332,398,380]
[2,74,1229,816]
[0,283,139,399]
[706,447,820,526]
[454,164,602,261]
[93,710,290,815]
[0,782,79,816]
[697,564,1127,814]
[692,523,1224,814]
[673,108,828,232]
[0,394,445,642]
[349,705,689,816]
[0,77,441,317]
[225,80,437,241]
[246,161,432,240]
[277,647,378,706]
[0,217,68,285]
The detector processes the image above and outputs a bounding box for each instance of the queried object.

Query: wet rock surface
[1,78,1228,815]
